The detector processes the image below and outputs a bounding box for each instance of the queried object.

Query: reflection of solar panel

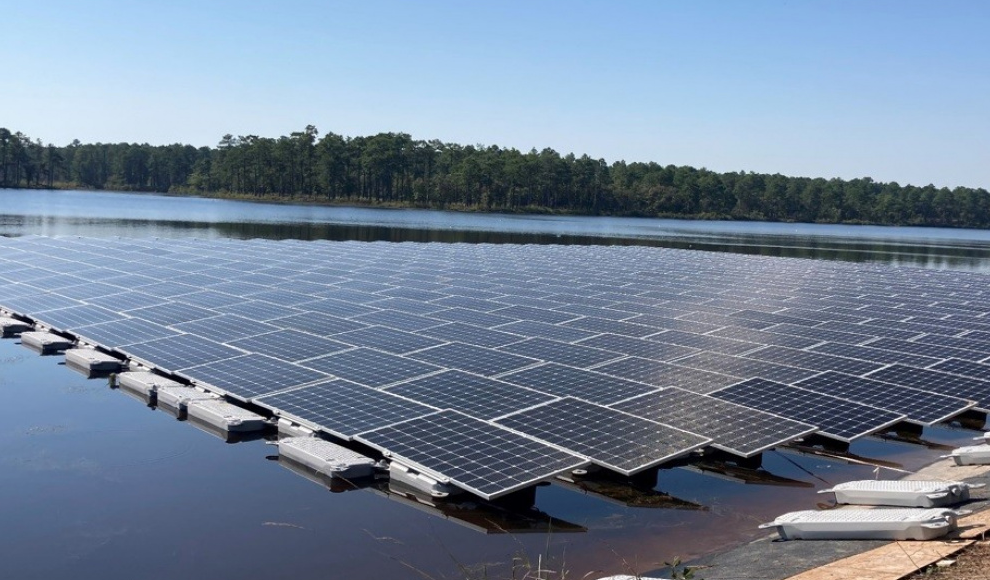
[612,387,817,457]
[357,410,587,500]
[710,378,906,442]
[496,397,710,475]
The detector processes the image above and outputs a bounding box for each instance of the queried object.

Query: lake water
[1,189,988,579]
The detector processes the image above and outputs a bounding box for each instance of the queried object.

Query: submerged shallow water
[1,189,988,578]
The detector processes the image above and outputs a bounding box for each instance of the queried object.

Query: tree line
[2,125,989,228]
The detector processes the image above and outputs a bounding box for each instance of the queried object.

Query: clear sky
[3,0,988,189]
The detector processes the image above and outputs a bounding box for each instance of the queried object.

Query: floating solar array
[2,235,990,498]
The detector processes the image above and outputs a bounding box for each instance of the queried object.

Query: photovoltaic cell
[301,347,442,388]
[74,317,182,348]
[226,329,352,363]
[409,342,538,376]
[255,379,438,439]
[357,410,588,500]
[120,334,247,370]
[793,371,974,425]
[709,378,906,442]
[186,354,328,400]
[866,365,990,410]
[496,397,710,475]
[385,370,556,420]
[595,357,738,393]
[498,363,658,405]
[611,387,818,457]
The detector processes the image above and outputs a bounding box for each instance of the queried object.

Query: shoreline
[659,458,990,580]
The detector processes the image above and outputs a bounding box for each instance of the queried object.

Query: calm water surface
[1,189,988,579]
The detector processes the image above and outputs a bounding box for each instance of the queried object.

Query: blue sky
[4,1,988,188]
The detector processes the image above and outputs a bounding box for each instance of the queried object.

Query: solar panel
[270,312,369,336]
[126,302,219,326]
[186,354,328,400]
[74,317,182,348]
[928,358,990,381]
[595,356,739,393]
[301,347,442,388]
[709,378,907,442]
[647,330,761,356]
[175,291,245,309]
[495,397,710,475]
[493,320,599,343]
[385,370,556,420]
[496,337,623,368]
[226,329,352,363]
[352,309,442,332]
[577,333,699,362]
[295,297,381,318]
[85,291,166,311]
[408,342,538,376]
[333,325,444,354]
[216,300,303,322]
[356,410,588,500]
[120,333,247,370]
[866,364,990,411]
[30,304,127,330]
[0,293,83,314]
[498,363,658,404]
[54,282,124,301]
[866,337,987,362]
[743,346,885,376]
[611,387,818,457]
[793,371,974,425]
[808,341,944,367]
[563,316,658,337]
[417,322,524,348]
[673,351,817,384]
[430,307,520,328]
[255,379,438,439]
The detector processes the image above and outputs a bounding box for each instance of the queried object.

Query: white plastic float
[760,508,962,541]
[19,331,73,353]
[0,316,32,336]
[819,479,982,508]
[117,371,183,398]
[277,436,380,480]
[155,385,218,413]
[186,399,268,433]
[65,348,122,373]
[944,444,990,466]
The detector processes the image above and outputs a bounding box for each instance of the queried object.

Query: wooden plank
[785,510,990,580]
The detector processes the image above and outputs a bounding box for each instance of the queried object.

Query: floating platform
[945,444,990,466]
[65,348,122,373]
[277,436,380,480]
[155,385,218,413]
[820,480,982,508]
[187,399,268,433]
[0,316,32,336]
[276,418,315,438]
[388,461,461,498]
[760,508,960,541]
[19,331,73,354]
[117,371,183,398]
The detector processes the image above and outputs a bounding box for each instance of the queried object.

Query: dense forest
[2,126,988,228]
